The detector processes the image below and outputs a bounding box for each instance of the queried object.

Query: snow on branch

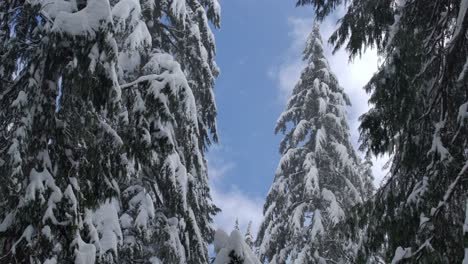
[120,74,164,89]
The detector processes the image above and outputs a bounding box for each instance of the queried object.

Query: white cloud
[209,159,235,182]
[271,17,313,103]
[272,14,389,186]
[277,61,304,102]
[207,149,264,239]
[211,186,264,237]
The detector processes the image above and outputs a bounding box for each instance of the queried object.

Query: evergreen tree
[296,0,468,262]
[213,228,261,264]
[110,0,221,263]
[244,221,254,249]
[0,0,127,263]
[358,153,375,198]
[256,23,373,263]
[0,0,222,263]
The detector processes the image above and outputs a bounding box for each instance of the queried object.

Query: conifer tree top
[257,22,373,263]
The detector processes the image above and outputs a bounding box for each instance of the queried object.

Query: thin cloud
[207,148,264,238]
[277,61,304,102]
[211,186,264,237]
[270,17,313,103]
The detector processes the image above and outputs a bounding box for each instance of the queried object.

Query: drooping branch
[120,74,164,89]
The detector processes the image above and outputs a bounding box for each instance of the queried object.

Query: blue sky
[207,0,387,237]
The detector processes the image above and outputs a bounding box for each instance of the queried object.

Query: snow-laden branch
[430,160,468,218]
[120,74,163,89]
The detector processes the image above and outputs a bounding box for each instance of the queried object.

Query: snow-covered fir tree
[296,0,468,262]
[213,228,261,264]
[114,0,221,262]
[256,23,373,263]
[358,153,375,199]
[244,221,254,249]
[0,0,127,263]
[234,218,240,231]
[0,0,221,263]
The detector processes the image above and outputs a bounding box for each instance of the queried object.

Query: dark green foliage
[256,23,373,263]
[296,0,468,262]
[228,250,245,264]
[0,0,221,263]
[0,0,127,262]
[115,0,221,262]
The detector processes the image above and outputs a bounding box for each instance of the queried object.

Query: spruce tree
[244,221,254,249]
[0,0,127,262]
[256,23,373,263]
[296,0,468,262]
[0,0,221,263]
[110,0,222,263]
[213,228,261,264]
